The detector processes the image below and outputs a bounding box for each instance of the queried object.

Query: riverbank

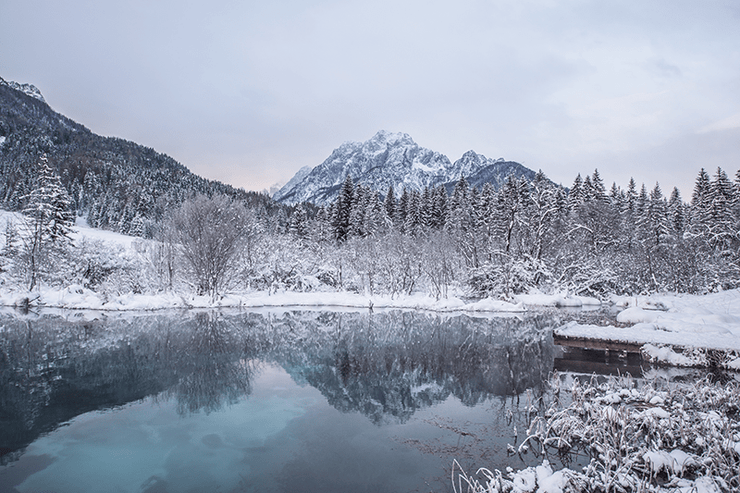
[555,289,740,370]
[3,280,740,370]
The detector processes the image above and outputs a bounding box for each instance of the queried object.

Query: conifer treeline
[285,167,740,296]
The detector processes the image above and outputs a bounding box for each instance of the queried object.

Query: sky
[1,0,739,198]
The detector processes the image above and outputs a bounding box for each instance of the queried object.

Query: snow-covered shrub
[67,238,146,295]
[455,374,740,493]
[69,238,119,289]
[468,255,550,298]
[133,238,176,292]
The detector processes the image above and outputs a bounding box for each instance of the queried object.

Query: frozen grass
[453,374,740,493]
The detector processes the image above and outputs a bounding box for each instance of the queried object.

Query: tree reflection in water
[167,312,256,415]
[0,309,556,464]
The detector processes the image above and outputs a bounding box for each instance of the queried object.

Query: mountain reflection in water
[0,310,555,465]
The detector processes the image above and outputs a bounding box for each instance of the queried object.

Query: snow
[643,449,697,477]
[0,135,6,147]
[457,375,739,493]
[514,292,601,308]
[0,287,531,314]
[71,215,140,249]
[555,290,740,367]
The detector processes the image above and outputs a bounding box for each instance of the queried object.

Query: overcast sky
[2,0,739,197]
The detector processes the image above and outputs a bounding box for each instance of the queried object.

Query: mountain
[443,151,539,194]
[273,131,540,205]
[0,78,277,236]
[1,79,46,103]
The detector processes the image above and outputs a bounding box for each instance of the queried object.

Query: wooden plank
[553,334,644,353]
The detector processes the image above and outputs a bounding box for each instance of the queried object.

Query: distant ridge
[273,131,539,205]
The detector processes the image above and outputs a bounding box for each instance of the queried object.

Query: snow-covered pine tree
[430,185,447,229]
[691,168,711,229]
[332,175,354,242]
[21,153,74,290]
[289,203,309,239]
[646,183,669,247]
[420,186,432,229]
[668,187,685,237]
[706,167,737,253]
[583,175,594,202]
[349,184,368,238]
[404,189,422,236]
[383,186,396,227]
[397,188,409,232]
[362,191,384,237]
[568,173,584,208]
[590,169,608,203]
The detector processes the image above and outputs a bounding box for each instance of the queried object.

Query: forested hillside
[0,79,276,236]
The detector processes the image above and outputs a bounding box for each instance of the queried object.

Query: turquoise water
[0,310,559,492]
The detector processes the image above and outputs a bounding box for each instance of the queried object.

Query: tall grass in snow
[454,374,740,492]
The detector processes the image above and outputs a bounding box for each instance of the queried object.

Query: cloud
[697,113,740,134]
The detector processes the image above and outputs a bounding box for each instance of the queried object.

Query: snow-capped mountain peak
[273,131,537,205]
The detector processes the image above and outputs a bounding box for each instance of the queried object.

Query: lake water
[0,308,627,492]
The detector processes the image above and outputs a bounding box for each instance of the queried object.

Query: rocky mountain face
[0,78,276,236]
[0,77,46,103]
[274,130,540,205]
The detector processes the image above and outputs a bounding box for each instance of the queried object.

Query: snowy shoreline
[555,290,740,370]
[0,287,534,313]
[2,284,740,370]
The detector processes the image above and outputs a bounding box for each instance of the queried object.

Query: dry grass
[454,373,740,492]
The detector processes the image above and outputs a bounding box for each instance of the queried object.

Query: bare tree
[170,194,254,299]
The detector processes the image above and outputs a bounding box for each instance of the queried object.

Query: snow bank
[513,292,601,308]
[556,289,740,369]
[0,287,531,314]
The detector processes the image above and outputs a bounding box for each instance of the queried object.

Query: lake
[0,308,642,492]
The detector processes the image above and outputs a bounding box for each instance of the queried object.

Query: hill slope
[0,77,275,236]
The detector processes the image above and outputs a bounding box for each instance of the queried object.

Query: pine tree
[289,204,309,239]
[397,188,409,231]
[362,192,383,237]
[20,154,74,290]
[583,175,594,202]
[646,183,669,246]
[625,178,638,214]
[404,190,422,236]
[691,168,711,229]
[668,187,685,236]
[568,173,584,208]
[707,167,737,253]
[349,184,368,238]
[590,169,607,203]
[332,175,354,242]
[384,186,396,227]
[430,185,447,229]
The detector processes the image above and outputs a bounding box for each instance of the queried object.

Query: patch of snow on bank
[514,292,601,308]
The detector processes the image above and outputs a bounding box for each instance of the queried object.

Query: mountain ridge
[0,77,277,236]
[274,130,540,205]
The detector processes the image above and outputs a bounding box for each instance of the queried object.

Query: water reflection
[0,309,555,464]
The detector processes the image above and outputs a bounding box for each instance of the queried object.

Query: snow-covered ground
[556,291,740,370]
